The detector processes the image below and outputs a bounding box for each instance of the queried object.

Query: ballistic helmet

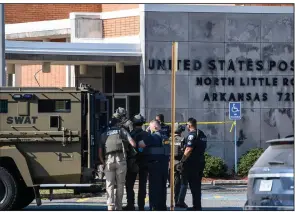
[174,122,185,134]
[133,114,146,125]
[113,107,127,119]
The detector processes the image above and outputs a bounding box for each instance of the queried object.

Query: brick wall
[5,4,102,24]
[5,3,292,24]
[19,65,66,87]
[16,37,68,87]
[101,4,138,12]
[103,16,140,37]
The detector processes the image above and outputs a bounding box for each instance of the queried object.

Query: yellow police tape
[229,120,236,133]
[144,121,237,133]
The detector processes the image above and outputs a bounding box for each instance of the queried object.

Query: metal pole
[170,42,178,210]
[87,92,91,169]
[234,121,237,174]
[0,4,6,86]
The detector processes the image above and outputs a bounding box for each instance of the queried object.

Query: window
[114,65,140,93]
[50,116,60,128]
[253,144,294,167]
[106,96,113,119]
[104,65,140,93]
[0,100,8,113]
[104,66,113,93]
[38,100,71,113]
[128,96,140,119]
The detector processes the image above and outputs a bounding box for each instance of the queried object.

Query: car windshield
[253,144,294,167]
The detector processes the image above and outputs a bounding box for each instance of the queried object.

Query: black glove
[175,162,184,173]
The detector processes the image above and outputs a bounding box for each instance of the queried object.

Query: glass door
[128,95,140,119]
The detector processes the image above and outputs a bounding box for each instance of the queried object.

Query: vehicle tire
[0,167,18,211]
[11,186,35,210]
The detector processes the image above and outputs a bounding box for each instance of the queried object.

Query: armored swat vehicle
[0,84,109,210]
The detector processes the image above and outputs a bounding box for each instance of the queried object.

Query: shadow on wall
[237,108,294,147]
[263,108,293,139]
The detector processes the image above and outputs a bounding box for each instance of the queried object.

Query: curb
[134,180,247,186]
[201,182,213,185]
[41,193,96,200]
[212,180,248,186]
[40,180,248,200]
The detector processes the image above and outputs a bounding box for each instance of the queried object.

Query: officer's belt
[143,147,170,156]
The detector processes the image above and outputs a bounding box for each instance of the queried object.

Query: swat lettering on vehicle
[6,116,38,124]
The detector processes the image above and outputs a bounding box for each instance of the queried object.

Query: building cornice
[5,8,141,39]
[143,4,293,13]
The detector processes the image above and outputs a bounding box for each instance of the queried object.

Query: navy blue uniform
[143,131,169,210]
[159,123,171,187]
[125,128,149,210]
[160,123,171,138]
[183,129,207,210]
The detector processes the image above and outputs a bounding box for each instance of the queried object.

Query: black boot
[123,205,135,211]
[176,202,188,208]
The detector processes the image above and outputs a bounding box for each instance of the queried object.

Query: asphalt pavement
[25,185,247,211]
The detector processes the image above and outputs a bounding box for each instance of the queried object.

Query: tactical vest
[120,117,133,132]
[143,131,170,156]
[104,128,124,155]
[172,135,185,158]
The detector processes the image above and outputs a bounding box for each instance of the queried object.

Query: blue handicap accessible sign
[229,102,241,120]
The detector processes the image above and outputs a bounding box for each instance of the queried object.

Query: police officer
[113,107,133,132]
[172,123,188,208]
[155,114,171,137]
[176,118,207,211]
[123,114,149,211]
[98,118,136,211]
[138,120,170,210]
[113,107,137,197]
[146,114,171,137]
[155,114,172,188]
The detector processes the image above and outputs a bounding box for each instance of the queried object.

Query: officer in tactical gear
[138,120,170,210]
[98,118,136,211]
[123,114,150,211]
[176,118,207,211]
[113,107,133,133]
[172,123,188,208]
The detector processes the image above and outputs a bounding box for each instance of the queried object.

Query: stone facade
[144,11,294,169]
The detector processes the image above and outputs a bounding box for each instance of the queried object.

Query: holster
[127,157,139,173]
[126,143,139,173]
[175,162,184,174]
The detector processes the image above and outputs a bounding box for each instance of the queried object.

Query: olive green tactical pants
[104,152,127,210]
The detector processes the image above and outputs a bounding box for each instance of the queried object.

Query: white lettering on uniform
[188,135,194,140]
[107,130,119,136]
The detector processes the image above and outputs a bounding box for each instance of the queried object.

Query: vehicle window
[38,100,71,113]
[253,144,294,167]
[0,100,8,113]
